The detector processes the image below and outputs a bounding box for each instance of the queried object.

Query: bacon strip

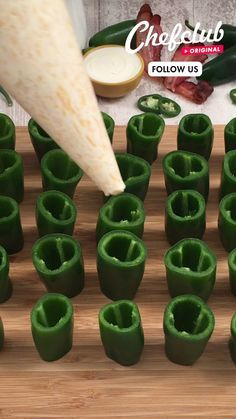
[175,80,214,104]
[136,4,163,72]
[164,41,208,91]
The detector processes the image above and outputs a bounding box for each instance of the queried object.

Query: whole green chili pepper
[32,233,84,298]
[99,299,144,366]
[185,20,236,51]
[0,196,24,254]
[96,193,145,242]
[177,114,214,160]
[114,153,151,201]
[137,94,162,114]
[163,294,215,365]
[224,118,236,153]
[228,248,236,295]
[0,114,15,149]
[0,86,13,107]
[36,190,77,237]
[97,230,147,300]
[229,313,236,363]
[126,112,165,164]
[164,238,216,301]
[198,44,236,86]
[0,149,24,203]
[162,150,209,201]
[218,193,236,252]
[165,190,206,245]
[89,20,136,48]
[31,293,73,362]
[219,150,236,199]
[28,118,59,162]
[0,245,12,303]
[101,112,115,143]
[230,88,236,104]
[41,149,83,198]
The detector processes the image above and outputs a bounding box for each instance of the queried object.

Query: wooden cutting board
[0,126,235,418]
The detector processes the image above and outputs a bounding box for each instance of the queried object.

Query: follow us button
[148,62,202,77]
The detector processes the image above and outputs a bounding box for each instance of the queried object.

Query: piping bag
[0,0,125,196]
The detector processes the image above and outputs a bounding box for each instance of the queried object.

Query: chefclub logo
[125,20,224,77]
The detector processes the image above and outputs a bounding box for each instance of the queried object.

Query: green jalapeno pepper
[0,149,24,203]
[114,153,151,201]
[228,249,236,296]
[0,245,12,303]
[218,193,236,252]
[163,294,215,365]
[126,113,165,164]
[229,313,236,363]
[185,20,236,51]
[31,293,73,362]
[0,196,24,254]
[96,193,145,242]
[32,233,84,298]
[165,190,206,245]
[41,149,83,198]
[36,190,77,237]
[198,44,236,86]
[0,114,15,149]
[0,86,13,107]
[159,97,181,118]
[101,112,115,143]
[28,118,59,162]
[97,230,147,300]
[89,20,136,48]
[224,118,236,153]
[230,88,236,104]
[137,94,162,114]
[177,114,213,160]
[219,150,236,199]
[162,150,209,201]
[99,299,144,366]
[164,238,216,301]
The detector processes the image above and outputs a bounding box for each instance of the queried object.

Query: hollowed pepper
[162,150,209,201]
[0,196,24,254]
[219,150,236,199]
[28,118,59,162]
[218,193,236,252]
[41,149,83,198]
[101,112,115,143]
[114,153,151,201]
[32,233,84,298]
[164,238,216,301]
[165,190,206,245]
[229,313,236,363]
[0,113,15,149]
[177,114,213,160]
[99,299,144,366]
[36,190,77,237]
[96,193,145,242]
[0,245,12,303]
[224,118,236,153]
[126,112,165,164]
[228,248,236,295]
[0,149,24,203]
[97,230,147,300]
[31,293,73,362]
[163,294,215,365]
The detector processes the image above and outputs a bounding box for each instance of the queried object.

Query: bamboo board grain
[0,125,235,419]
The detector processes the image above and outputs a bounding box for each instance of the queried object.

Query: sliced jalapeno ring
[137,94,163,114]
[159,97,181,117]
[230,88,236,104]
